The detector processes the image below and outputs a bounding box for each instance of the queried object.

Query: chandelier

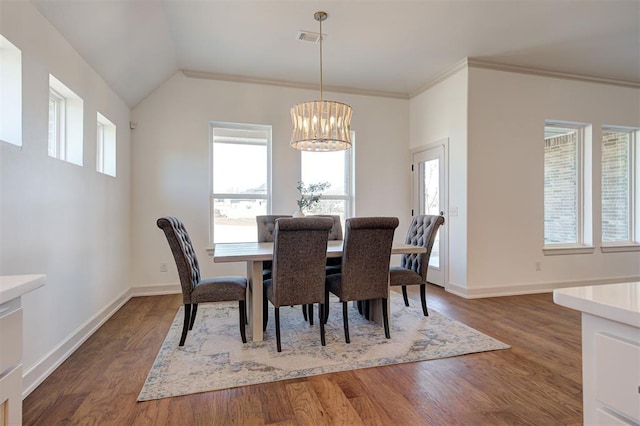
[290,11,353,151]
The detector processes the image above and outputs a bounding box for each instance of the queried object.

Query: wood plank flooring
[23,285,583,425]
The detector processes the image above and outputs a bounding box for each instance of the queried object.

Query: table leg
[247,260,264,342]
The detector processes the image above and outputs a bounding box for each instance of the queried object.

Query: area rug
[138,293,509,401]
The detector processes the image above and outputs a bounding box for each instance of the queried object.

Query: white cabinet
[0,275,45,426]
[554,282,640,426]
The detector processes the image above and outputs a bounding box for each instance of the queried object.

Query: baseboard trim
[22,288,132,398]
[131,283,181,297]
[446,275,640,299]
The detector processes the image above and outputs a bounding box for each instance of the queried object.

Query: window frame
[209,121,272,246]
[300,131,355,222]
[96,112,116,177]
[0,34,22,147]
[600,126,639,249]
[543,121,594,255]
[48,87,66,160]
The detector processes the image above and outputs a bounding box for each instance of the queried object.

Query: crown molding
[466,58,640,89]
[181,69,409,100]
[410,58,470,97]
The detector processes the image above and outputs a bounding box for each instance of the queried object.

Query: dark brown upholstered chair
[256,215,292,281]
[389,214,445,316]
[263,217,333,352]
[325,217,399,343]
[157,217,247,346]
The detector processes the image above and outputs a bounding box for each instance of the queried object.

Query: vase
[293,208,305,217]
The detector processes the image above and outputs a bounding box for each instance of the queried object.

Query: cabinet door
[595,333,640,422]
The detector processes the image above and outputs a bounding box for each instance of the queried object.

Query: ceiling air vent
[296,30,326,43]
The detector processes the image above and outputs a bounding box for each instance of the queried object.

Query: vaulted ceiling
[32,0,640,108]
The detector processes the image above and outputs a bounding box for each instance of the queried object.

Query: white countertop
[553,282,640,328]
[0,274,46,305]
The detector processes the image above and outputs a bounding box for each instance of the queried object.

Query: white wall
[0,2,131,395]
[409,68,469,291]
[130,72,410,290]
[466,67,640,296]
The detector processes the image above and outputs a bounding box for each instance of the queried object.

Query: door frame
[411,138,449,288]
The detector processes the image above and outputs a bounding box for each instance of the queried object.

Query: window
[601,127,638,244]
[544,122,591,248]
[210,122,271,244]
[0,34,22,147]
[300,132,354,223]
[96,112,116,177]
[48,75,83,165]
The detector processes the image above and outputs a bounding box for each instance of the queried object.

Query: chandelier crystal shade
[290,11,353,151]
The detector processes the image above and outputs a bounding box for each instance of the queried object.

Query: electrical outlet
[535,261,542,272]
[160,262,168,272]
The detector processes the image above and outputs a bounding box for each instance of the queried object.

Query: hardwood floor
[23,285,583,425]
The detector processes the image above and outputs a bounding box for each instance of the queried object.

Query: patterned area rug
[138,293,509,401]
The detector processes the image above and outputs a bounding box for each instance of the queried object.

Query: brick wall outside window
[544,134,577,244]
[601,131,630,242]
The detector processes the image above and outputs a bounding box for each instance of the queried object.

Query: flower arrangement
[296,181,331,212]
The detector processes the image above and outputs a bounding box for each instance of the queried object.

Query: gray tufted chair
[325,217,399,343]
[389,215,445,316]
[263,217,333,352]
[157,217,247,346]
[256,215,292,281]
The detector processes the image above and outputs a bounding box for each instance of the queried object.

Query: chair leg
[342,302,350,344]
[308,304,314,325]
[364,300,370,320]
[382,297,390,339]
[420,284,429,316]
[357,300,363,315]
[263,291,269,331]
[239,301,247,343]
[189,303,198,330]
[402,286,409,306]
[302,304,308,321]
[179,304,191,346]
[324,289,330,324]
[319,303,326,346]
[275,307,282,352]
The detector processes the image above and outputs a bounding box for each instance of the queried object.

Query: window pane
[301,150,346,194]
[602,130,630,242]
[213,142,267,194]
[421,158,440,215]
[544,127,578,244]
[213,198,267,243]
[305,199,346,219]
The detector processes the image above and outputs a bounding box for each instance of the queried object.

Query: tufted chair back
[257,215,293,274]
[157,217,201,304]
[257,215,293,242]
[400,215,445,281]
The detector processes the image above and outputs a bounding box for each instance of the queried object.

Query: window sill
[543,245,595,256]
[600,243,640,253]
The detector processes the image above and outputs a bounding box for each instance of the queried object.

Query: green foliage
[296,181,331,211]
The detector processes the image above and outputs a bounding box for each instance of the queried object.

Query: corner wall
[409,67,469,292]
[466,67,640,296]
[0,2,131,395]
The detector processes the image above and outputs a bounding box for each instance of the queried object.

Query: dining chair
[302,214,343,323]
[389,214,444,316]
[157,216,247,346]
[262,217,333,352]
[325,217,399,343]
[256,215,292,281]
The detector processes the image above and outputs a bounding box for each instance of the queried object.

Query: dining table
[213,239,426,342]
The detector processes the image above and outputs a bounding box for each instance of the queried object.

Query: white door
[412,140,448,287]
